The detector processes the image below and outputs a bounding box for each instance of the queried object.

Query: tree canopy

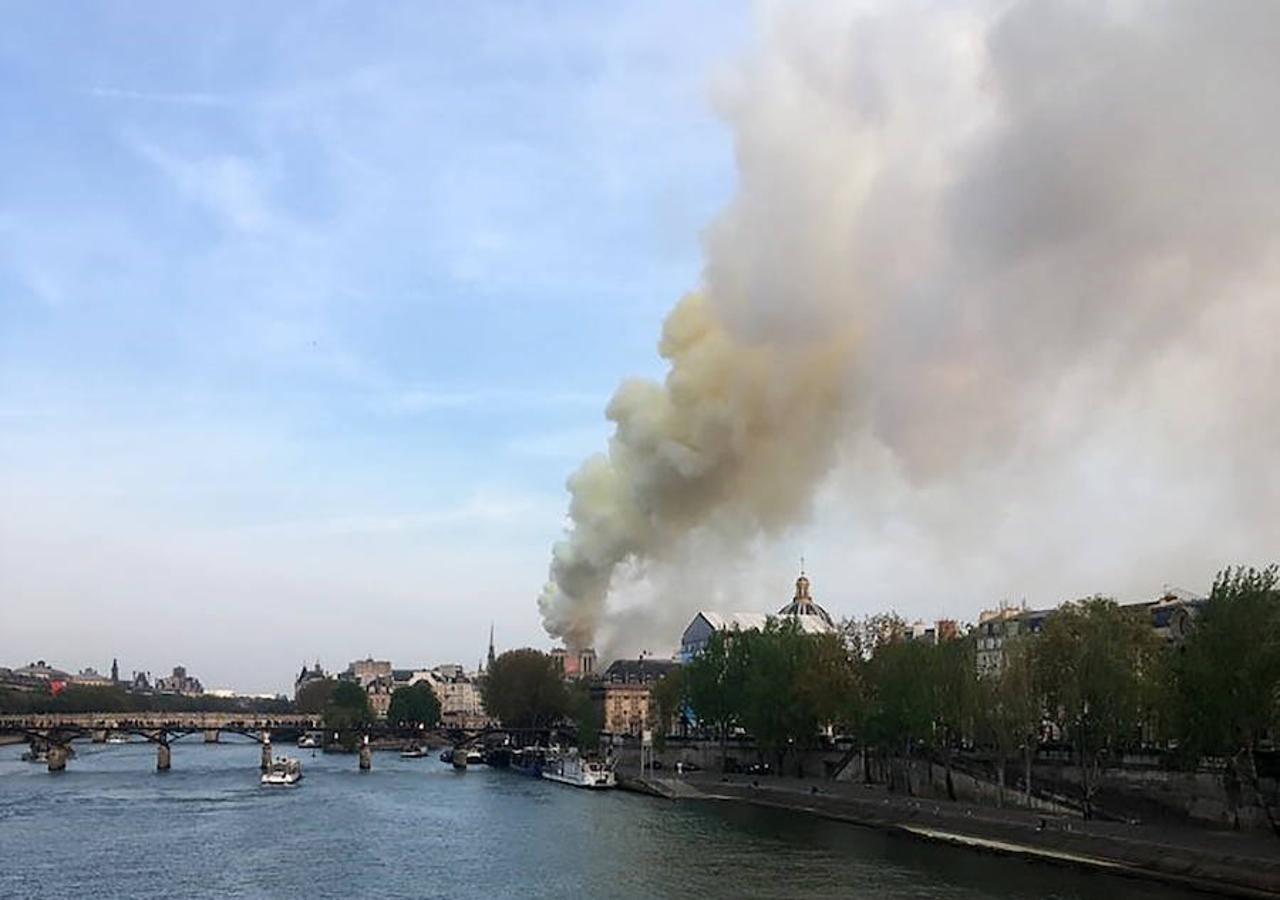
[295,678,338,714]
[324,679,372,737]
[386,682,441,730]
[481,649,569,729]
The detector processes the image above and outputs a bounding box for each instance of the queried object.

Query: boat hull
[541,771,615,789]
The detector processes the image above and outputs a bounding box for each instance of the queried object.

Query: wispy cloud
[88,86,237,107]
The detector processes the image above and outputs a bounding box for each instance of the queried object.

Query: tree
[481,649,569,730]
[567,681,601,750]
[386,683,441,731]
[928,634,978,801]
[1172,565,1280,833]
[649,667,687,750]
[978,636,1041,807]
[685,629,745,771]
[863,637,934,794]
[737,619,814,774]
[295,678,337,714]
[1036,596,1159,818]
[325,680,372,746]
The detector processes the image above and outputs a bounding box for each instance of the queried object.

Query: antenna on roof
[800,555,806,576]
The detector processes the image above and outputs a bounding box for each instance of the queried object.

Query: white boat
[541,750,615,789]
[261,756,303,785]
[297,734,320,749]
[466,748,483,765]
[106,733,130,744]
[400,744,427,758]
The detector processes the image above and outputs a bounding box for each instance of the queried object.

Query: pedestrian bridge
[1,712,324,772]
[0,711,321,733]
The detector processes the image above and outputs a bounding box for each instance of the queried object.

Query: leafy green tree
[1036,596,1160,818]
[1172,565,1280,833]
[649,667,687,750]
[324,680,372,746]
[929,634,978,801]
[386,682,441,731]
[863,637,934,793]
[978,636,1041,807]
[795,631,860,735]
[685,629,742,770]
[295,678,338,714]
[737,619,815,774]
[481,649,569,730]
[567,681,601,750]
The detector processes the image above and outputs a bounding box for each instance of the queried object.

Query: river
[0,740,1210,899]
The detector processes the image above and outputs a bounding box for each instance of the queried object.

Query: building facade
[346,657,392,687]
[590,658,680,736]
[154,665,203,696]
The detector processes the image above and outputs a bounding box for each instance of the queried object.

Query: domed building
[679,566,837,661]
[775,569,834,630]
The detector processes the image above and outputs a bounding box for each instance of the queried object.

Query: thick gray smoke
[540,0,1280,650]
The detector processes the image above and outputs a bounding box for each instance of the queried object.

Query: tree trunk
[1023,744,1033,809]
[945,746,957,802]
[903,740,914,797]
[996,751,1006,808]
[1078,747,1092,820]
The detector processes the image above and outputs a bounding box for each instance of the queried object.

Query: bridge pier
[91,729,108,743]
[203,728,220,744]
[261,732,272,771]
[359,734,372,771]
[157,741,171,771]
[47,743,69,773]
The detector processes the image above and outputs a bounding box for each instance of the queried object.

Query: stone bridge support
[261,732,272,771]
[47,743,69,773]
[203,729,220,744]
[359,735,372,771]
[91,729,108,743]
[157,740,171,771]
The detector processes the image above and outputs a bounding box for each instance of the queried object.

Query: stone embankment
[655,774,1280,898]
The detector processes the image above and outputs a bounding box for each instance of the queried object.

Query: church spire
[487,622,496,671]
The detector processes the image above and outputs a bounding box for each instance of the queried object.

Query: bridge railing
[0,712,324,731]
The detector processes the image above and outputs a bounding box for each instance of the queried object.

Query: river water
[0,740,1208,899]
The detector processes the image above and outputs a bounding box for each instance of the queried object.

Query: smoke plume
[540,0,1280,650]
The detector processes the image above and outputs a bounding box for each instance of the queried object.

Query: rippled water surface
[0,741,1208,899]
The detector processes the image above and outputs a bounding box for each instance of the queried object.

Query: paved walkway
[674,773,1280,898]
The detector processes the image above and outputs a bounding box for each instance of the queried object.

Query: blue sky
[0,3,749,691]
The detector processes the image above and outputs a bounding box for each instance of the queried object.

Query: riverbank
[658,774,1280,898]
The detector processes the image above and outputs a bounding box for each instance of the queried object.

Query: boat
[540,749,615,789]
[438,749,452,763]
[261,756,303,785]
[509,746,546,778]
[466,748,483,765]
[297,733,320,749]
[400,744,427,758]
[20,748,47,763]
[106,733,130,744]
